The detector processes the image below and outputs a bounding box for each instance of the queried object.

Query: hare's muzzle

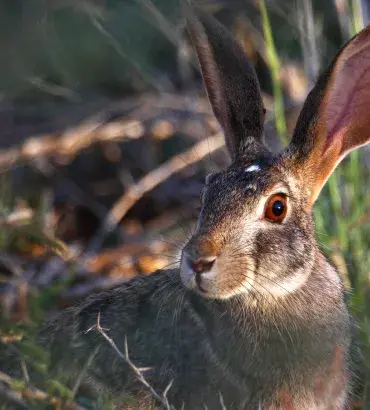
[180,250,217,293]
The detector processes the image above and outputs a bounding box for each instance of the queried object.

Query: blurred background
[0,0,370,408]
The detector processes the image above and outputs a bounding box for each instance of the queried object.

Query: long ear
[183,1,267,159]
[286,26,370,205]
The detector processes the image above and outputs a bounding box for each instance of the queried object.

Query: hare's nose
[188,256,216,275]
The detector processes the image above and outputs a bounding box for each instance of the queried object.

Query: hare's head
[180,3,370,300]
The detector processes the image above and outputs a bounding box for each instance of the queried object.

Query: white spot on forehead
[245,164,261,173]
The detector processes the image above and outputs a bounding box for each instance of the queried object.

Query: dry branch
[109,132,224,222]
[86,311,176,410]
[0,116,144,171]
[0,209,33,226]
[0,94,213,171]
[89,132,224,251]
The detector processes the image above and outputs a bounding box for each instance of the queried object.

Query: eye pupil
[272,200,284,216]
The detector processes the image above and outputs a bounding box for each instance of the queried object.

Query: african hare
[39,3,370,409]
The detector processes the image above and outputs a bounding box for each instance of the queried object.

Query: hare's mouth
[195,274,208,293]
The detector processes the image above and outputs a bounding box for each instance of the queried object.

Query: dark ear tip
[181,0,205,25]
[180,0,194,16]
[181,0,207,41]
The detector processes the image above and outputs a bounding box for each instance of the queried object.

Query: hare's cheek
[209,256,256,299]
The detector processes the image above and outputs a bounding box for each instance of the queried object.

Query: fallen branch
[109,132,223,228]
[89,132,224,251]
[0,209,34,226]
[86,311,176,410]
[0,93,213,171]
[0,116,144,171]
[0,382,28,409]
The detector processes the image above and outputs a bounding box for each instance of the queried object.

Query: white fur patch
[245,164,261,172]
[263,267,310,297]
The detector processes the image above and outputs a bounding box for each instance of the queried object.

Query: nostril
[190,257,216,274]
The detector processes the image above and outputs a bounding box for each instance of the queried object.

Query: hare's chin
[180,269,254,300]
[197,283,254,300]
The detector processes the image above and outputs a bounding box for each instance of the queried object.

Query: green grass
[259,0,288,145]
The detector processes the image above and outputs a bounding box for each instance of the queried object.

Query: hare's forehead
[210,162,284,192]
[201,164,294,225]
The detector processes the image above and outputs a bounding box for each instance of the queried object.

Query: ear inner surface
[324,40,370,154]
[285,25,370,205]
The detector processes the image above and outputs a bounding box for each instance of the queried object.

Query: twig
[0,209,33,226]
[348,211,370,231]
[0,370,84,410]
[219,392,227,410]
[20,359,30,384]
[71,346,100,399]
[0,252,24,277]
[0,382,28,409]
[163,379,174,409]
[89,132,224,252]
[137,0,182,49]
[86,312,176,410]
[89,15,162,92]
[27,76,79,102]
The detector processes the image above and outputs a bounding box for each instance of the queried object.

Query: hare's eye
[264,194,287,223]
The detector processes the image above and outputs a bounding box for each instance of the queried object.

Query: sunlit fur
[180,156,318,304]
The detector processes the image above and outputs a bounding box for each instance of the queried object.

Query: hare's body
[35,2,370,409]
[43,254,349,409]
